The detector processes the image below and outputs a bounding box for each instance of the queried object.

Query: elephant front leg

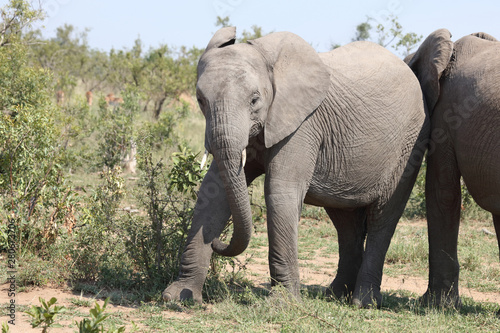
[325,208,366,300]
[163,163,231,303]
[423,145,462,308]
[266,190,303,298]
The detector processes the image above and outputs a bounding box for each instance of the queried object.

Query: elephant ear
[199,27,237,80]
[205,27,236,52]
[248,32,330,148]
[405,29,454,112]
[470,32,498,42]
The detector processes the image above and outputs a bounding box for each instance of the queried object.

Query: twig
[284,297,343,332]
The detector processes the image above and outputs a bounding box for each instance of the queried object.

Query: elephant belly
[458,162,500,215]
[304,190,373,209]
[455,120,500,215]
[304,174,379,209]
[462,171,500,215]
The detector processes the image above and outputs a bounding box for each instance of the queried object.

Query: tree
[371,15,422,56]
[30,24,96,97]
[141,44,200,118]
[0,0,73,250]
[334,15,422,57]
[215,16,231,28]
[0,0,43,47]
[239,25,264,43]
[352,22,372,42]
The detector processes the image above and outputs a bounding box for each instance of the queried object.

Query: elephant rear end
[309,41,429,307]
[444,36,500,214]
[407,28,500,308]
[312,42,428,208]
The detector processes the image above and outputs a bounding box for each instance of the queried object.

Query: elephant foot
[420,288,461,309]
[352,285,381,309]
[325,280,354,301]
[269,285,302,303]
[163,281,203,304]
[269,278,302,301]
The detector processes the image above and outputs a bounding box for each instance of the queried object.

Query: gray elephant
[163,27,429,308]
[405,29,500,307]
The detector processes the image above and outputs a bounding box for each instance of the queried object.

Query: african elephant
[405,29,500,307]
[163,27,429,308]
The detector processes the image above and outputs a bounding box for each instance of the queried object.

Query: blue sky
[23,0,500,56]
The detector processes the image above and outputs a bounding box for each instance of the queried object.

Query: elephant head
[197,27,330,257]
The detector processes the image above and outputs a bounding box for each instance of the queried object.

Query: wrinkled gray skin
[164,27,428,308]
[405,29,500,307]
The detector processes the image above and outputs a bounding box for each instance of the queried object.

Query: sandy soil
[241,249,500,305]
[2,238,499,331]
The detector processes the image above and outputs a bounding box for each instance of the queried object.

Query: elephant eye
[250,96,260,106]
[197,95,205,109]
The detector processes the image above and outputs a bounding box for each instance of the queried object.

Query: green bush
[25,297,67,332]
[124,144,205,289]
[16,250,70,287]
[96,87,140,169]
[138,102,190,151]
[75,297,125,333]
[70,166,135,286]
[65,142,216,296]
[168,145,207,198]
[0,32,76,254]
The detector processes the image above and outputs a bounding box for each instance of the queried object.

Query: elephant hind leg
[495,213,500,316]
[351,202,405,308]
[325,207,366,301]
[493,215,500,262]
[423,144,462,308]
[352,164,424,308]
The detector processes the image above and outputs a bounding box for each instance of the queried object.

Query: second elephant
[164,27,429,308]
[406,29,500,307]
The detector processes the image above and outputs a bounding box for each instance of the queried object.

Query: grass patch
[384,220,428,277]
[140,287,500,332]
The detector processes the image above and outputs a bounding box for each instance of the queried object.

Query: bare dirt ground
[241,248,500,305]
[4,264,500,332]
[3,232,500,332]
[0,282,196,332]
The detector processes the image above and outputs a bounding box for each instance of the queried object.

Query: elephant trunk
[211,147,252,257]
[207,102,252,257]
[206,101,252,257]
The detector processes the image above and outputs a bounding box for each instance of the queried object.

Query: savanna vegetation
[0,1,498,331]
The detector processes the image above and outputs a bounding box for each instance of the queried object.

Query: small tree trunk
[154,96,167,119]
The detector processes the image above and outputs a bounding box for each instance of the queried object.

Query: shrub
[75,297,125,333]
[124,144,206,289]
[25,297,67,332]
[0,31,76,254]
[95,87,140,169]
[70,166,135,286]
[66,143,216,295]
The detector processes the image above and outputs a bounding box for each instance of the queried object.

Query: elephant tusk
[241,149,247,169]
[200,150,208,169]
[237,149,247,175]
